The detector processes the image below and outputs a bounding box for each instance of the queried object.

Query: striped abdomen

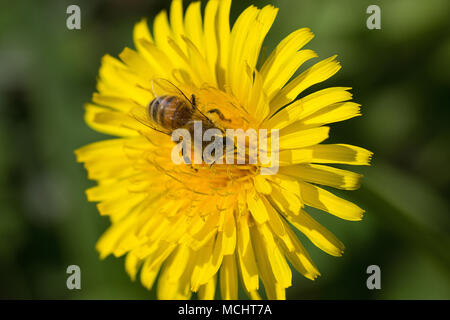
[147,95,194,130]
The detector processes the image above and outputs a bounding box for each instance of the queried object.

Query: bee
[133,79,233,164]
[147,92,218,137]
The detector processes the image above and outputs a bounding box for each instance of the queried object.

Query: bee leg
[203,149,216,168]
[209,160,216,168]
[190,94,216,126]
[207,109,232,122]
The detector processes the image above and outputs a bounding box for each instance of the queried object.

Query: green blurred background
[0,0,449,299]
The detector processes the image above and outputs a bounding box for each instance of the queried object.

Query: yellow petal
[261,27,315,88]
[256,223,292,287]
[199,235,224,286]
[248,290,262,300]
[96,215,138,259]
[279,164,363,190]
[264,199,295,252]
[188,212,220,250]
[220,254,238,299]
[84,158,135,182]
[154,10,171,50]
[141,257,162,290]
[204,0,219,83]
[269,181,303,213]
[157,276,192,300]
[92,93,141,113]
[157,244,193,299]
[278,144,373,166]
[190,236,215,292]
[247,5,278,70]
[118,47,155,81]
[264,282,286,300]
[184,1,204,56]
[183,36,215,85]
[246,68,270,123]
[170,0,187,53]
[74,138,124,162]
[227,6,259,104]
[96,55,152,105]
[300,102,361,127]
[265,87,353,129]
[283,209,345,256]
[299,181,365,220]
[246,189,269,224]
[216,0,231,87]
[280,223,320,280]
[84,104,140,137]
[162,245,191,283]
[97,193,147,222]
[133,18,153,54]
[167,37,202,86]
[254,175,272,194]
[198,274,217,300]
[270,55,341,111]
[222,209,236,255]
[86,180,128,202]
[278,126,330,150]
[236,214,259,293]
[137,38,175,80]
[125,252,142,281]
[153,10,184,71]
[265,49,317,101]
[227,3,279,102]
[250,226,289,299]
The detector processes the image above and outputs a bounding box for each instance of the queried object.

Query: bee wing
[188,109,214,123]
[151,78,221,131]
[152,77,216,121]
[151,78,194,106]
[129,105,171,136]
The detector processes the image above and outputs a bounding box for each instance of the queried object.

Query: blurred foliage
[0,0,449,299]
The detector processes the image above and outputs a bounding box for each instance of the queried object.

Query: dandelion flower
[75,0,372,300]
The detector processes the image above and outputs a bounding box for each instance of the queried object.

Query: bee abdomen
[148,95,193,130]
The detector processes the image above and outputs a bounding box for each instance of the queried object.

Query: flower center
[150,86,262,195]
